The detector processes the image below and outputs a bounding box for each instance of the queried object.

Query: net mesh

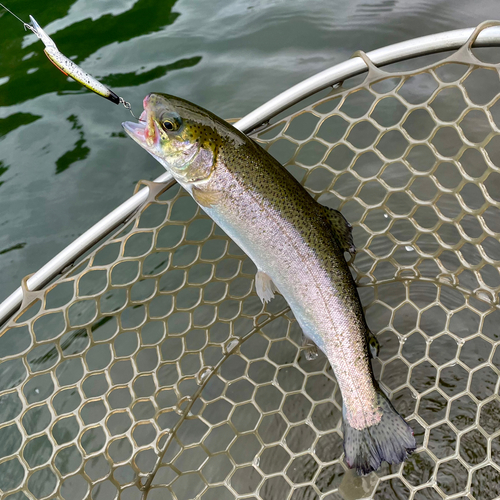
[2,23,500,500]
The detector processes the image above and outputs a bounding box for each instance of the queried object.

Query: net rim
[2,24,500,326]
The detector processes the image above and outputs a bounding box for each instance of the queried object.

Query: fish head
[122,93,234,183]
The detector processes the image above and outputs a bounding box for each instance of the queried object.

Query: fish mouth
[122,115,165,166]
[122,115,163,151]
[122,94,156,148]
[122,120,147,145]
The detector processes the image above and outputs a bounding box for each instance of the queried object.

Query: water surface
[0,0,498,300]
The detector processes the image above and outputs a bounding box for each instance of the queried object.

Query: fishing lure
[0,2,137,114]
[28,15,120,105]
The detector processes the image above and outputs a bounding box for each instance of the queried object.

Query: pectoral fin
[255,270,278,304]
[321,206,356,255]
[192,186,222,207]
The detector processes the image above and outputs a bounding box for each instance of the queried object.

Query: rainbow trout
[123,93,416,474]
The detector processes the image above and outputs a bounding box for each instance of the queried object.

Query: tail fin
[342,387,416,475]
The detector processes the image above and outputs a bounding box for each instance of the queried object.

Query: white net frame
[2,21,500,500]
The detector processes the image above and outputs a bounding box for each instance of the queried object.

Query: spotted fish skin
[122,93,416,474]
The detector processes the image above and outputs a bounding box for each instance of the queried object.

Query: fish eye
[160,113,182,133]
[162,120,175,131]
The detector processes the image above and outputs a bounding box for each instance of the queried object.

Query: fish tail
[342,387,416,475]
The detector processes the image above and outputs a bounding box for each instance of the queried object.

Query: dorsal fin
[321,206,356,255]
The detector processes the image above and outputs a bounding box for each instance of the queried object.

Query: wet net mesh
[3,23,500,500]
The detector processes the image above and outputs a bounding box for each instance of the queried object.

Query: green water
[0,0,497,301]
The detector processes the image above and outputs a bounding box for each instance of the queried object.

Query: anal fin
[367,330,380,358]
[321,206,356,255]
[302,334,319,360]
[255,270,278,304]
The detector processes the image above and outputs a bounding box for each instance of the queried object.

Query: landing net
[2,23,500,500]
